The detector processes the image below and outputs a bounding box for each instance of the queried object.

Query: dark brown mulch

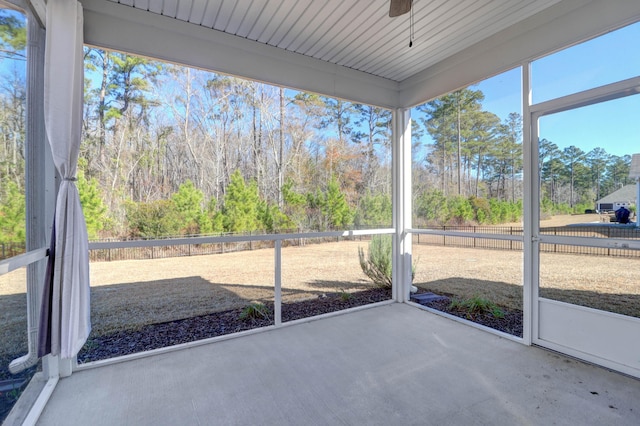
[77,287,392,363]
[77,287,524,364]
[418,297,523,337]
[0,365,36,423]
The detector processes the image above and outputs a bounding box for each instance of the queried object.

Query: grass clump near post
[448,295,505,319]
[339,290,352,302]
[239,302,271,321]
[358,235,393,288]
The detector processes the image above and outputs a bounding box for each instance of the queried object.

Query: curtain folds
[38,0,91,360]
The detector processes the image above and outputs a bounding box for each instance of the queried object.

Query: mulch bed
[78,287,392,363]
[415,295,523,337]
[77,287,522,364]
[0,365,36,422]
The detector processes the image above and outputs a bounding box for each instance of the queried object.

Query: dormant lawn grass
[413,245,640,317]
[2,215,639,365]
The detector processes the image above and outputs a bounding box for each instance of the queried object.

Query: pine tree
[77,170,108,239]
[172,180,206,234]
[0,12,26,61]
[354,192,391,228]
[282,179,307,229]
[0,180,25,243]
[222,170,261,233]
[321,176,354,229]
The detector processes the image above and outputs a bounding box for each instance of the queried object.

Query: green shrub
[541,199,573,216]
[415,191,523,226]
[448,296,505,319]
[354,192,392,227]
[572,202,593,215]
[414,190,448,225]
[358,235,416,288]
[125,199,182,238]
[239,302,271,321]
[339,290,352,302]
[446,195,474,224]
[0,181,25,244]
[358,235,392,288]
[469,196,490,224]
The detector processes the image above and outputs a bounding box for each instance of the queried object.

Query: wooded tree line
[0,11,26,245]
[411,87,635,218]
[78,48,393,238]
[0,9,636,244]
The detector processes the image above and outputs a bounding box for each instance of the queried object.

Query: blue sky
[414,20,640,160]
[3,8,638,160]
[475,20,640,159]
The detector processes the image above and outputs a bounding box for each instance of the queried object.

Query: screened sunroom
[1,0,640,424]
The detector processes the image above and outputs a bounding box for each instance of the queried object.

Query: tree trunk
[278,87,285,208]
[99,52,108,164]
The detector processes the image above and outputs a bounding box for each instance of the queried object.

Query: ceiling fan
[389,0,415,46]
[389,0,412,17]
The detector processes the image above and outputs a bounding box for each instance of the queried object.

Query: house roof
[597,185,637,204]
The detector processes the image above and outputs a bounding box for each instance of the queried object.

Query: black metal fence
[414,225,640,258]
[89,240,266,262]
[0,242,26,261]
[539,225,640,257]
[88,232,370,262]
[6,226,637,263]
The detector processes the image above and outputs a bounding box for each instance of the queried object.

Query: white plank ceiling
[105,0,563,83]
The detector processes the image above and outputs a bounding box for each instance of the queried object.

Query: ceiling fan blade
[389,0,412,17]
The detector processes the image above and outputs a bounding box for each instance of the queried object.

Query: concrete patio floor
[35,303,640,425]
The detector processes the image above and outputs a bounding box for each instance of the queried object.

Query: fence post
[473,226,476,248]
[510,227,513,250]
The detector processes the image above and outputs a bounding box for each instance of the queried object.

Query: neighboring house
[596,185,637,212]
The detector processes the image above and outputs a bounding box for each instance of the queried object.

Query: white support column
[274,240,282,326]
[392,109,401,302]
[28,6,62,380]
[632,153,640,227]
[401,109,413,303]
[636,180,640,228]
[522,63,536,346]
[10,9,53,377]
[392,108,412,303]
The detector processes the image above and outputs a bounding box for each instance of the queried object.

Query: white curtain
[40,0,91,359]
